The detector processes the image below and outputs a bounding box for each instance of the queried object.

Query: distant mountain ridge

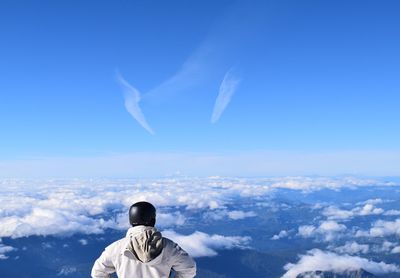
[296,269,377,278]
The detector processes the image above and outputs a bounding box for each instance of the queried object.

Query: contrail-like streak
[116,72,155,135]
[211,69,240,124]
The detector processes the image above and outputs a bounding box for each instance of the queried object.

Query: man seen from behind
[91,201,196,278]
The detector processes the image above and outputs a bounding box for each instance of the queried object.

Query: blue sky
[1,0,399,177]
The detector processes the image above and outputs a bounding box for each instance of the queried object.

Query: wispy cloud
[116,3,259,125]
[211,69,240,123]
[116,72,155,135]
[144,45,217,102]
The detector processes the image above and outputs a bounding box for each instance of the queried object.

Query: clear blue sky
[1,0,399,177]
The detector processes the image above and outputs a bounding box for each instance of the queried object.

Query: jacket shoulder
[162,237,186,254]
[162,237,177,248]
[103,237,126,254]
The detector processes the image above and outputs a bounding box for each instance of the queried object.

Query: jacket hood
[125,226,164,263]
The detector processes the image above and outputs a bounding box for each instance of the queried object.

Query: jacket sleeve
[169,242,196,278]
[91,248,116,278]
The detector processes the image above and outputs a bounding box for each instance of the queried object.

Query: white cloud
[380,241,397,253]
[356,199,384,205]
[298,225,316,238]
[333,242,369,255]
[204,209,256,221]
[371,241,398,254]
[322,203,384,220]
[298,221,346,242]
[203,210,228,221]
[0,177,396,239]
[391,246,400,254]
[116,72,154,134]
[356,219,400,238]
[318,221,347,241]
[384,209,400,216]
[319,221,346,233]
[282,249,400,278]
[211,69,240,123]
[0,240,16,260]
[227,210,256,220]
[322,206,354,220]
[57,266,77,276]
[0,207,109,238]
[357,204,384,216]
[374,241,400,254]
[271,230,289,240]
[0,178,248,238]
[157,212,186,227]
[78,239,88,246]
[162,230,251,257]
[1,178,256,238]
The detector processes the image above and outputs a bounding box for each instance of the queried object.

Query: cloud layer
[0,176,398,264]
[0,176,390,239]
[0,177,398,239]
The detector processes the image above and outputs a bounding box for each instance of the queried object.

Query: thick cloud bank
[282,249,400,278]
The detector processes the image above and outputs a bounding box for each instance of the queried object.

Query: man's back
[91,225,196,278]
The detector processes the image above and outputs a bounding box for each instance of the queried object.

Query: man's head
[129,201,156,227]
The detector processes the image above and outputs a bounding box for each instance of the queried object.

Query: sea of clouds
[1,176,399,277]
[1,176,392,238]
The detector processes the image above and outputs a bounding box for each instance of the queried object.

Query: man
[91,201,196,278]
